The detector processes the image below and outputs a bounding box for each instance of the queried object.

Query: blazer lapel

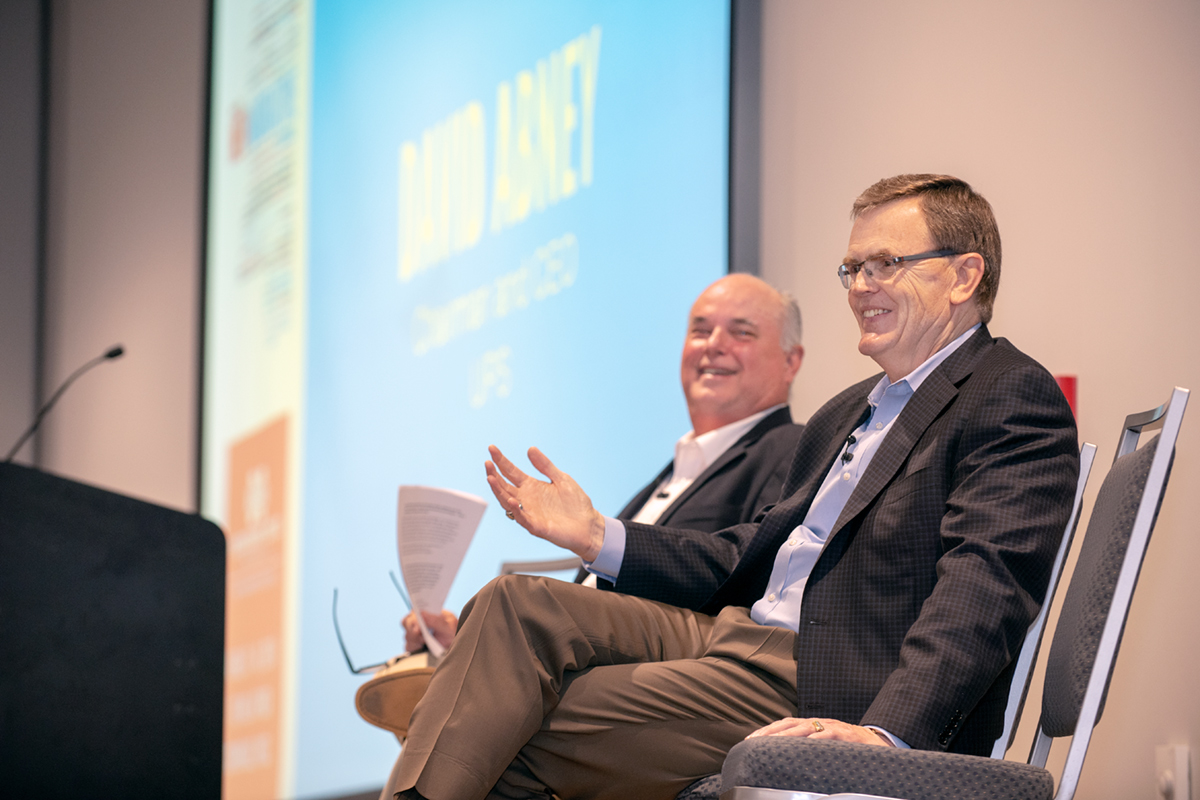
[615,463,673,520]
[657,446,744,522]
[754,399,871,548]
[657,407,791,522]
[829,327,993,535]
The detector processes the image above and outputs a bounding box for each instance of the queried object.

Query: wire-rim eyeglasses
[837,248,963,290]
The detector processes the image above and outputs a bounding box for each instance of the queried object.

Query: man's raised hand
[485,445,606,562]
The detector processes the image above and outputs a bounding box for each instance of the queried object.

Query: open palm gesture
[484,445,606,561]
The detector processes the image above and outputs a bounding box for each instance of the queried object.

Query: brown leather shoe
[355,652,435,741]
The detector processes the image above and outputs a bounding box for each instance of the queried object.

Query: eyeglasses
[837,249,962,290]
[332,570,413,674]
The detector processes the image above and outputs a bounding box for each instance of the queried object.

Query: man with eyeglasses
[393,175,1079,800]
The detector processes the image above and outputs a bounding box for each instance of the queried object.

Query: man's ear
[784,345,804,382]
[949,254,985,307]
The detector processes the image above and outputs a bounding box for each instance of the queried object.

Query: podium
[0,463,225,799]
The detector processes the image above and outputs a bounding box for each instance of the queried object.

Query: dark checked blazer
[578,407,803,584]
[612,327,1079,755]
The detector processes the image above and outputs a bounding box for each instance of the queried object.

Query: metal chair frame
[1028,387,1188,800]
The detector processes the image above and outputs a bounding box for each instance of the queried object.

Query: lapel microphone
[840,434,857,464]
[839,404,871,465]
[4,345,125,462]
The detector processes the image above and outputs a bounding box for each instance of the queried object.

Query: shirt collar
[867,324,981,407]
[674,404,787,481]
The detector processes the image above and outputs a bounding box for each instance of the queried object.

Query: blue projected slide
[205,1,730,796]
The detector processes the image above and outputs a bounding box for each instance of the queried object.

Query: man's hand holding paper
[402,610,458,653]
[396,486,487,658]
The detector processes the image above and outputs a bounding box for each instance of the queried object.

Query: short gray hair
[778,290,802,351]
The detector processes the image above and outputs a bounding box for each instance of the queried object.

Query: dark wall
[0,0,44,464]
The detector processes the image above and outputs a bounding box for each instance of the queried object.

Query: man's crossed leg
[394,575,798,800]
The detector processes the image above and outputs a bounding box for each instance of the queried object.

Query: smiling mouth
[862,309,890,318]
[700,367,736,376]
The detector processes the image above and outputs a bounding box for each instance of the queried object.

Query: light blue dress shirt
[750,324,980,630]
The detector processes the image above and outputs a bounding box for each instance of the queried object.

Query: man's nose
[704,327,730,352]
[849,268,876,293]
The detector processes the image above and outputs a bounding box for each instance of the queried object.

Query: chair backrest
[989,442,1097,758]
[1029,387,1188,800]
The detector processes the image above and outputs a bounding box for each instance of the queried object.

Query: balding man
[377,275,803,798]
[400,273,804,649]
[395,175,1078,800]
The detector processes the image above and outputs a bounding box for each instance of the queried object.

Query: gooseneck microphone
[3,344,125,463]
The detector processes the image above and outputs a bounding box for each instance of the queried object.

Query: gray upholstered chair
[676,438,1099,800]
[707,387,1187,800]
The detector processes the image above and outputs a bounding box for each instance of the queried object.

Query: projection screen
[202,1,733,796]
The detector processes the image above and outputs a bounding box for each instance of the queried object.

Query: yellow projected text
[411,232,578,356]
[398,101,487,282]
[396,26,600,286]
[490,26,601,232]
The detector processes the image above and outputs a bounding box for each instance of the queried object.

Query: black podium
[0,463,225,799]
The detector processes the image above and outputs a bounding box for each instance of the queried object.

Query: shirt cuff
[863,726,909,749]
[583,515,626,583]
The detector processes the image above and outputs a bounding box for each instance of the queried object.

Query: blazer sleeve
[612,519,761,609]
[858,361,1079,751]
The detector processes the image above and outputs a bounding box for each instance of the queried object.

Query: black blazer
[580,407,802,584]
[617,406,803,529]
[615,328,1079,754]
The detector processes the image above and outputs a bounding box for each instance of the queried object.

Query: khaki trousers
[393,575,798,800]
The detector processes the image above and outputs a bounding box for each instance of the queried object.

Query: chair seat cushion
[721,738,1054,800]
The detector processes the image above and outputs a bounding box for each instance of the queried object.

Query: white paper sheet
[396,485,488,658]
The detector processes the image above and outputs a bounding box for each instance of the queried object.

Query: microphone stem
[3,352,112,463]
